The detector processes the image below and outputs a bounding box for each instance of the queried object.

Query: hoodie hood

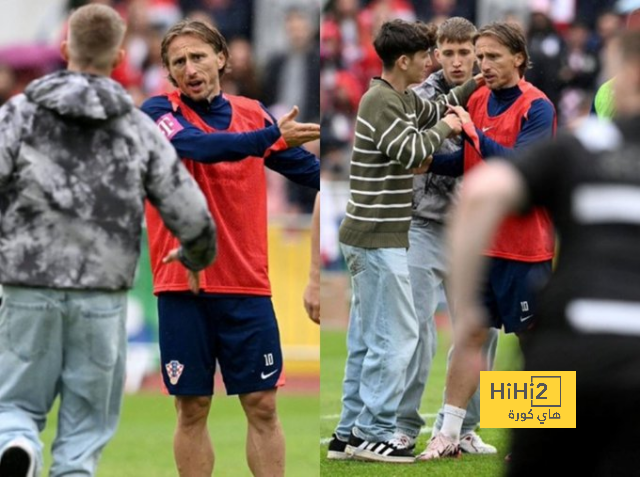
[25,70,133,121]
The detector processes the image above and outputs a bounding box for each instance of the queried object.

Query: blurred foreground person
[447,30,640,476]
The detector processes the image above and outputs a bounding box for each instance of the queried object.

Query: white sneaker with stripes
[345,432,414,463]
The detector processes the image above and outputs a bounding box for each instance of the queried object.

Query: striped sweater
[339,77,478,248]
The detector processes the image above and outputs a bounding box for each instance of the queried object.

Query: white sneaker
[392,431,416,451]
[415,433,460,461]
[0,437,36,477]
[459,432,497,454]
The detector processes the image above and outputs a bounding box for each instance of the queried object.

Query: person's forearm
[429,150,464,177]
[172,126,281,163]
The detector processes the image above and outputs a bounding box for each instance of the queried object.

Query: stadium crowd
[0,0,320,215]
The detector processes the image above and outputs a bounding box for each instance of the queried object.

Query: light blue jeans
[0,286,127,476]
[396,219,498,438]
[335,244,419,442]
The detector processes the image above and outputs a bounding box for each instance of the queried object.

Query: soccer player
[326,19,483,463]
[141,20,320,477]
[418,21,556,460]
[395,16,498,456]
[446,28,640,476]
[0,5,216,477]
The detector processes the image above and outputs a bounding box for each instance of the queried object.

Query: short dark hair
[437,17,477,46]
[474,22,531,76]
[161,19,229,85]
[373,19,436,70]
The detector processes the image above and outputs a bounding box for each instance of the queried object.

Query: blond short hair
[67,4,126,70]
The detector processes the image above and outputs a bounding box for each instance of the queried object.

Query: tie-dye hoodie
[0,70,216,290]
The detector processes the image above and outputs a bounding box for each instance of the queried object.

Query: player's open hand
[162,247,201,294]
[278,105,321,147]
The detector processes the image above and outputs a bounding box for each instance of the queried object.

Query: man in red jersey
[141,20,319,477]
[418,21,556,460]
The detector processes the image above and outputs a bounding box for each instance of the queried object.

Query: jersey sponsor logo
[481,126,494,133]
[165,360,185,385]
[261,369,279,380]
[156,113,184,140]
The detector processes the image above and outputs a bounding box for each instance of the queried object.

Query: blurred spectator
[576,0,618,29]
[595,9,624,84]
[262,7,320,122]
[323,0,382,89]
[526,11,564,108]
[179,0,254,41]
[221,37,262,98]
[140,25,173,96]
[558,21,600,124]
[411,0,476,24]
[477,0,529,27]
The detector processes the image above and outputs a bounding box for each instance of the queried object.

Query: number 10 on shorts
[264,353,274,366]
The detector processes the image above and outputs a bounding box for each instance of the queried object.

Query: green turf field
[40,392,319,476]
[321,326,522,477]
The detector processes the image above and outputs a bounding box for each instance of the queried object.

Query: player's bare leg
[174,396,214,477]
[239,389,284,477]
[445,325,490,411]
[418,324,489,460]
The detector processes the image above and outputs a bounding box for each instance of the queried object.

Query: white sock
[440,404,466,442]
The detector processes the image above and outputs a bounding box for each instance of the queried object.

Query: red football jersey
[463,79,555,262]
[146,91,286,295]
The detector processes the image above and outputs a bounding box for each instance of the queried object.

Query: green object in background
[594,78,616,119]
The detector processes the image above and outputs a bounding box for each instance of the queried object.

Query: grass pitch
[40,392,319,476]
[321,326,522,477]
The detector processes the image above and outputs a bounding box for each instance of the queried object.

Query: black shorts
[158,293,284,396]
[482,258,552,334]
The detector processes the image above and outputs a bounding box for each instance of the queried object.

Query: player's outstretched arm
[141,96,283,163]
